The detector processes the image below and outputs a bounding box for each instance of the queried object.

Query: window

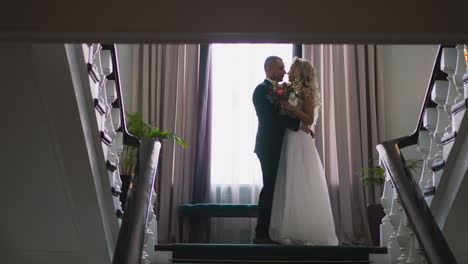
[210,44,293,186]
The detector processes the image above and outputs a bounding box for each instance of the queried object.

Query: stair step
[442,131,457,161]
[168,243,385,264]
[423,186,436,197]
[431,160,445,172]
[171,259,372,263]
[431,160,446,186]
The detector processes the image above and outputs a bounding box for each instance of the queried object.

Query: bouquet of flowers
[266,81,301,115]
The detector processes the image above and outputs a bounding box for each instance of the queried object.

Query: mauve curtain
[303,44,385,245]
[128,44,212,243]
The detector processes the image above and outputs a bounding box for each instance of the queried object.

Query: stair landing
[157,243,387,264]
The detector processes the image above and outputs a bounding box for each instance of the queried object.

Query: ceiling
[0,0,466,44]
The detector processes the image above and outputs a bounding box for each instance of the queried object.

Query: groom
[252,56,301,244]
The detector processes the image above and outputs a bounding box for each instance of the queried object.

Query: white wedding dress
[269,96,339,246]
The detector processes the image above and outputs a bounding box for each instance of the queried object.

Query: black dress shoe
[253,236,279,244]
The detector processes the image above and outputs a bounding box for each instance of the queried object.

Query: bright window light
[211,44,293,185]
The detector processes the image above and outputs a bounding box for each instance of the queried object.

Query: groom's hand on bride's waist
[300,122,308,133]
[310,129,316,138]
[300,122,315,138]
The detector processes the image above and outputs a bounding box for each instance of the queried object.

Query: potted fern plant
[359,159,422,195]
[119,112,187,204]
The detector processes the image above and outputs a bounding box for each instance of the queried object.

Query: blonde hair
[291,57,321,109]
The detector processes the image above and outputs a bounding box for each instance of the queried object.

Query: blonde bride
[269,57,338,245]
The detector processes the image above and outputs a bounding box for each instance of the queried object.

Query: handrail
[377,141,457,264]
[101,44,139,147]
[113,138,161,264]
[100,44,161,264]
[377,44,458,263]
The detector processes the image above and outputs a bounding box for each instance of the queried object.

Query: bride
[269,57,339,245]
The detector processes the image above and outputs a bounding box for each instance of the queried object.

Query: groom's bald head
[264,56,285,82]
[264,56,282,71]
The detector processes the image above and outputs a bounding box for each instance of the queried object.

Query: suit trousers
[255,150,281,238]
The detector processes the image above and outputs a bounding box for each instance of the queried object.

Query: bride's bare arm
[280,89,315,126]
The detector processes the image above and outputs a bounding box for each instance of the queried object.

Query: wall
[0,44,118,264]
[116,44,134,110]
[381,45,439,141]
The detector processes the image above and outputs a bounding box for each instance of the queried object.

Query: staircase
[378,45,468,263]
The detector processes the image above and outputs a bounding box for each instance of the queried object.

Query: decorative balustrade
[453,45,466,105]
[421,107,437,197]
[388,188,402,263]
[431,80,448,192]
[446,45,468,134]
[416,130,430,189]
[83,43,125,223]
[441,47,457,134]
[431,80,448,158]
[420,44,468,197]
[381,157,427,263]
[83,44,159,264]
[380,161,393,248]
[379,45,468,264]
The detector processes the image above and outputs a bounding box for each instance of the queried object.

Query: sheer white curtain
[210,44,292,243]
